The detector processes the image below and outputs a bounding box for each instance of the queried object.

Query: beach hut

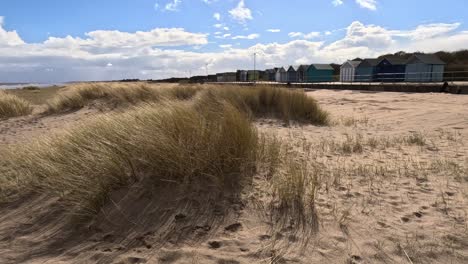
[236,70,248,82]
[223,72,237,82]
[405,54,445,82]
[375,57,407,82]
[216,73,224,82]
[306,64,334,82]
[355,59,380,82]
[287,65,299,83]
[297,65,310,83]
[247,70,260,82]
[258,71,268,81]
[340,60,361,82]
[265,69,277,81]
[275,67,287,83]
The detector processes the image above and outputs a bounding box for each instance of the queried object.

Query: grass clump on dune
[45,83,202,114]
[45,82,328,126]
[0,90,33,118]
[0,84,327,233]
[46,83,162,113]
[208,85,329,125]
[1,98,258,215]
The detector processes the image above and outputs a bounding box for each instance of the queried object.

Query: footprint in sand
[377,221,390,228]
[401,216,410,223]
[117,257,147,264]
[348,255,363,264]
[225,223,242,232]
[259,234,271,241]
[208,241,222,249]
[413,211,423,218]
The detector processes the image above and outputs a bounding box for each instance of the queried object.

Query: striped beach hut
[340,60,361,82]
[275,67,287,83]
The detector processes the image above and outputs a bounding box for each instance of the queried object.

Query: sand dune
[0,88,467,263]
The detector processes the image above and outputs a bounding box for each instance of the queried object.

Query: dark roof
[288,65,299,71]
[358,58,381,67]
[310,64,334,70]
[342,60,361,68]
[298,64,310,71]
[409,54,446,65]
[381,56,407,65]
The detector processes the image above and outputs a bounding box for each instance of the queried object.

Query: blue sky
[0,0,467,82]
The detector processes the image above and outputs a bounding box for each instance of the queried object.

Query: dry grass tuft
[0,83,327,237]
[206,85,329,125]
[405,132,426,146]
[45,83,201,114]
[45,83,329,126]
[1,99,258,215]
[0,90,33,118]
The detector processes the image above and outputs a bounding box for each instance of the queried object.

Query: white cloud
[213,12,221,21]
[0,16,25,46]
[165,0,181,11]
[356,0,377,11]
[232,33,259,40]
[229,0,253,24]
[267,29,281,33]
[332,0,343,6]
[215,33,232,39]
[288,31,321,39]
[395,23,461,40]
[0,20,467,82]
[43,28,208,50]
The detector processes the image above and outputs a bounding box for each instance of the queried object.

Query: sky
[0,0,467,82]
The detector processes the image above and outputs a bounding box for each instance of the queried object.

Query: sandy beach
[0,86,467,264]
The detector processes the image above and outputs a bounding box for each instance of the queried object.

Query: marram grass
[0,84,327,224]
[0,90,33,118]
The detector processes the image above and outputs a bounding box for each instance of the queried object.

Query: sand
[0,89,467,263]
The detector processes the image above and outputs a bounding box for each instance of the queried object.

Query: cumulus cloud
[165,0,181,11]
[229,0,253,24]
[332,0,344,6]
[43,28,208,51]
[0,16,25,46]
[215,33,231,39]
[356,0,377,10]
[267,29,281,33]
[213,12,221,21]
[0,20,467,82]
[231,33,259,40]
[395,23,461,40]
[288,32,321,39]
